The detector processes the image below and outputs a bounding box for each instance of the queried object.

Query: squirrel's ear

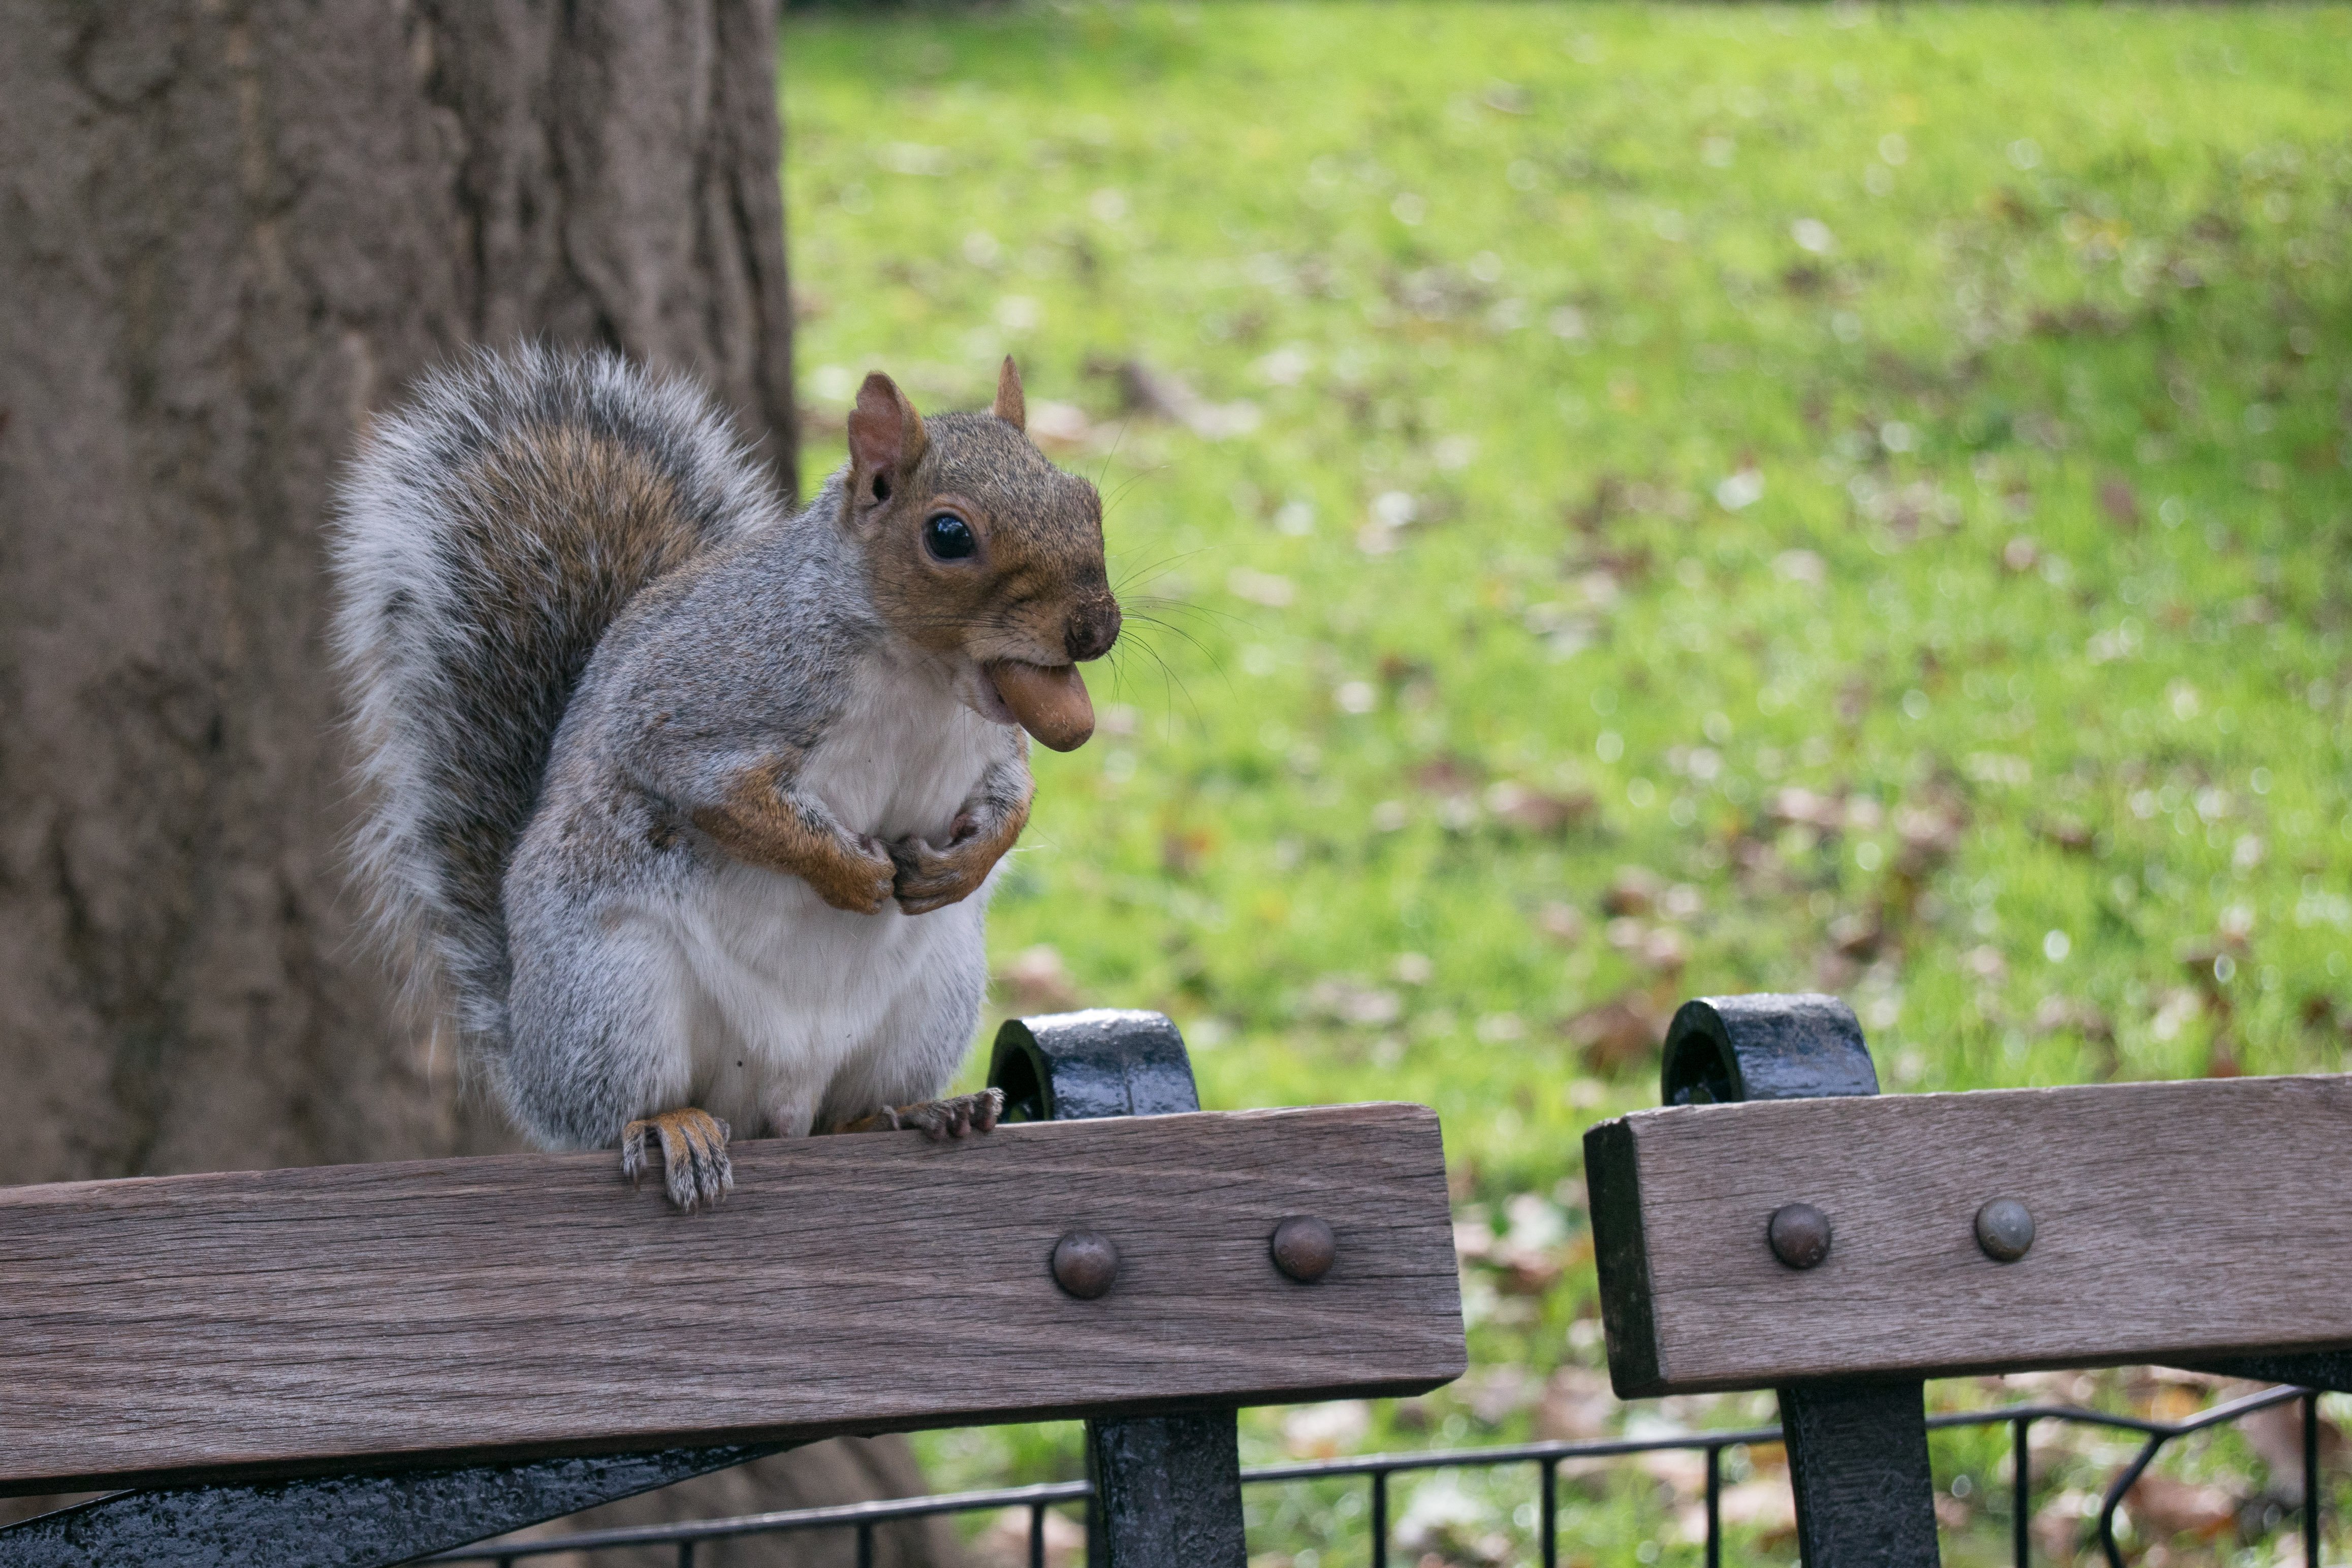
[847,372,927,506]
[992,356,1026,433]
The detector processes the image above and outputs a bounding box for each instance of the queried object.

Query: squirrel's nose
[1064,597,1121,662]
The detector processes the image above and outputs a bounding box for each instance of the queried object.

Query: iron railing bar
[854,1520,873,1568]
[2096,1431,2168,1568]
[423,1387,2324,1563]
[1926,1403,2176,1438]
[1244,1425,1786,1484]
[2304,1393,2320,1568]
[2157,1382,2311,1434]
[1539,1455,1558,1568]
[2012,1414,2032,1568]
[1029,1498,1048,1568]
[1704,1442,1722,1568]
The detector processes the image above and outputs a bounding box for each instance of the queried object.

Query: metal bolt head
[1767,1202,1833,1270]
[1051,1230,1119,1299]
[1975,1198,2036,1263]
[1270,1215,1337,1283]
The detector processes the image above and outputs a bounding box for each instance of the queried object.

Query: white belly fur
[670,652,1002,1134]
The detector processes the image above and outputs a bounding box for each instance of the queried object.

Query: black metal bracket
[989,1009,1199,1124]
[988,1010,1246,1568]
[1779,1379,1942,1566]
[1661,993,1879,1106]
[1660,993,1941,1568]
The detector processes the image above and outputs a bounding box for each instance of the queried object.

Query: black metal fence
[427,1383,2331,1568]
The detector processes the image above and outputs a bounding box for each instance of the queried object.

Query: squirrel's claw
[836,1088,1004,1141]
[622,1108,735,1212]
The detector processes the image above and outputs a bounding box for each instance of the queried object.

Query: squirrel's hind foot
[836,1088,1004,1141]
[622,1108,735,1212]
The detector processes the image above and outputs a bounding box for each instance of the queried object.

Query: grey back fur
[330,345,786,1043]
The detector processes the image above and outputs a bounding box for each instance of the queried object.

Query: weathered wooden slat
[1585,1072,2352,1396]
[0,1104,1461,1493]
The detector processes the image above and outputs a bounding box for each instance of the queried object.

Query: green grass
[782,6,2352,1561]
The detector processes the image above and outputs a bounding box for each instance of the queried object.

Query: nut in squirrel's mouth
[979,660,1094,752]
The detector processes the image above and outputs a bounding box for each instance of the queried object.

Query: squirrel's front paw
[838,1089,1004,1140]
[811,834,898,916]
[622,1108,734,1212]
[888,835,994,915]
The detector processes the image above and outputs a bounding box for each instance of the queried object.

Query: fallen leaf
[1105,358,1259,439]
[1225,566,1294,607]
[1603,916,1688,974]
[1027,400,1096,453]
[994,945,1080,1012]
[1722,1478,1798,1537]
[1412,753,1484,797]
[2032,996,2114,1043]
[1638,925,1689,975]
[1535,1366,1617,1442]
[1536,902,1587,946]
[2238,1398,2344,1504]
[1962,945,2009,985]
[1486,781,1597,836]
[1603,865,1667,916]
[1563,993,1667,1073]
[1638,1447,1708,1497]
[2035,815,2094,853]
[1893,798,1968,875]
[1281,1399,1372,1458]
[2099,474,2141,530]
[1460,1367,1540,1425]
[2124,1473,2240,1541]
[2031,1491,2095,1559]
[1306,976,1404,1028]
[1827,910,1882,959]
[1766,787,1846,832]
[1159,827,1213,878]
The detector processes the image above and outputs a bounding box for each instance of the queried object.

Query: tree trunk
[0,0,798,1186]
[0,5,949,1556]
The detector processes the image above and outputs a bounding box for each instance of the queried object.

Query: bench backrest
[1584,993,2352,1568]
[0,1010,1463,1568]
[1,1102,1458,1493]
[1587,1071,2352,1396]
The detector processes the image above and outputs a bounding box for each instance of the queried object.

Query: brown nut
[987,660,1094,752]
[1270,1215,1337,1284]
[1051,1229,1119,1299]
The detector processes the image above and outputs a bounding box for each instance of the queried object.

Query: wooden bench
[0,1011,1465,1568]
[1585,993,2351,1566]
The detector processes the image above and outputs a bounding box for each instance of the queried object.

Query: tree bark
[0,4,955,1555]
[0,0,796,1185]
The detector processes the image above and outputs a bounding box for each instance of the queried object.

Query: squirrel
[331,344,1118,1210]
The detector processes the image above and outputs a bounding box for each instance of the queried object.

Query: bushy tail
[330,344,785,1045]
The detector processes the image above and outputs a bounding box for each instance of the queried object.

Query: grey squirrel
[331,345,1118,1209]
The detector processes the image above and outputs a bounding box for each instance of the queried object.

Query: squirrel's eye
[923,513,977,561]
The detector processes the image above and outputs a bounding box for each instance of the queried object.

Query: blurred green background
[782,5,2350,1562]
